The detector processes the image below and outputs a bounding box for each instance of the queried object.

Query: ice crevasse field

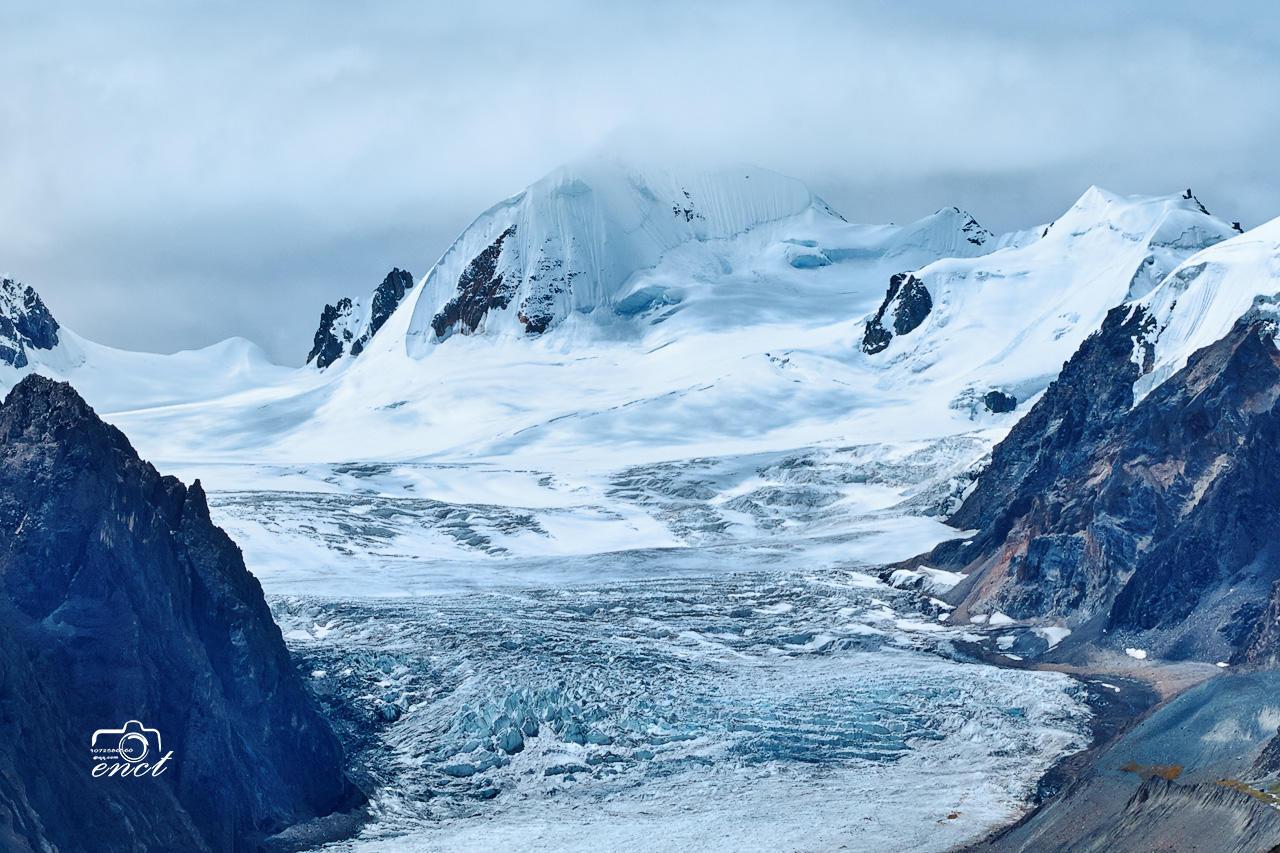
[15,159,1247,851]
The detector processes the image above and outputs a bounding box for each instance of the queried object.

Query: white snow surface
[864,187,1237,414]
[5,162,1254,853]
[38,173,1233,475]
[889,566,967,596]
[0,328,291,413]
[1034,626,1073,649]
[1132,215,1280,402]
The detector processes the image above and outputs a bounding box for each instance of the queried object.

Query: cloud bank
[1,1,1276,361]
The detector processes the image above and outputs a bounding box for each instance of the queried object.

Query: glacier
[275,571,1091,853]
[2,157,1270,851]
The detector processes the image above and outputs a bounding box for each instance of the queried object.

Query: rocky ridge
[307,268,413,368]
[0,375,360,852]
[0,276,59,368]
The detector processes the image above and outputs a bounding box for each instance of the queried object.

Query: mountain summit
[405,157,839,347]
[858,186,1240,417]
[0,276,59,367]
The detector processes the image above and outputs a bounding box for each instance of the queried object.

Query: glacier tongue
[278,572,1090,853]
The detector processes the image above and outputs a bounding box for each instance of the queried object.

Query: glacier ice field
[184,442,1096,852]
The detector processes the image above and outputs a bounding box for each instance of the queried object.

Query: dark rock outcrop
[861,273,932,355]
[927,305,1280,661]
[0,277,60,368]
[349,268,412,358]
[1241,581,1280,668]
[307,298,353,369]
[432,226,517,338]
[951,207,993,247]
[984,776,1280,853]
[982,390,1017,414]
[306,268,413,369]
[515,244,581,337]
[0,376,359,852]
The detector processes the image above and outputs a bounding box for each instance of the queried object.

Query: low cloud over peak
[0,1,1275,362]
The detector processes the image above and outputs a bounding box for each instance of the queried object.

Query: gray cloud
[1,1,1276,362]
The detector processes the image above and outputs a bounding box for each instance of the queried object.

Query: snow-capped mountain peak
[388,156,1018,363]
[0,276,60,367]
[927,206,994,249]
[1042,187,1233,297]
[1132,215,1280,402]
[857,186,1240,416]
[404,157,834,349]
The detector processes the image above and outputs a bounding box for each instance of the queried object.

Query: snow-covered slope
[402,157,997,350]
[0,276,291,413]
[1133,215,1280,402]
[121,159,1012,464]
[406,159,833,345]
[5,161,1252,479]
[30,330,293,412]
[859,187,1239,416]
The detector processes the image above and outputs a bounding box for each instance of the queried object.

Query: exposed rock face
[861,273,933,354]
[929,306,1280,661]
[307,268,414,369]
[990,777,1280,853]
[950,206,994,247]
[432,226,518,338]
[0,376,359,852]
[351,268,413,357]
[944,305,1154,541]
[1241,581,1280,668]
[308,297,354,369]
[1256,722,1280,776]
[0,277,60,368]
[982,390,1017,414]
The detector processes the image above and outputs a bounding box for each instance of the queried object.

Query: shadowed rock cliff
[925,305,1280,663]
[0,375,360,851]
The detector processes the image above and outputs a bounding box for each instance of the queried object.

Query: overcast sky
[1,2,1277,363]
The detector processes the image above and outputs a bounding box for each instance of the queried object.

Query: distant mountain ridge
[858,186,1239,417]
[0,159,1266,472]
